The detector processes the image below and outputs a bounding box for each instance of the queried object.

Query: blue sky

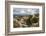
[13,8,39,15]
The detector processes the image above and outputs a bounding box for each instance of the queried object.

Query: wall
[0,0,46,36]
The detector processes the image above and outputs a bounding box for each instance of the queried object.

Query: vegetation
[13,13,39,28]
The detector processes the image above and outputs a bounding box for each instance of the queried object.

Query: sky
[13,8,39,15]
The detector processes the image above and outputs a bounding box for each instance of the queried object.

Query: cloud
[13,8,39,15]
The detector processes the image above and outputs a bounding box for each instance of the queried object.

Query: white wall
[0,0,46,36]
